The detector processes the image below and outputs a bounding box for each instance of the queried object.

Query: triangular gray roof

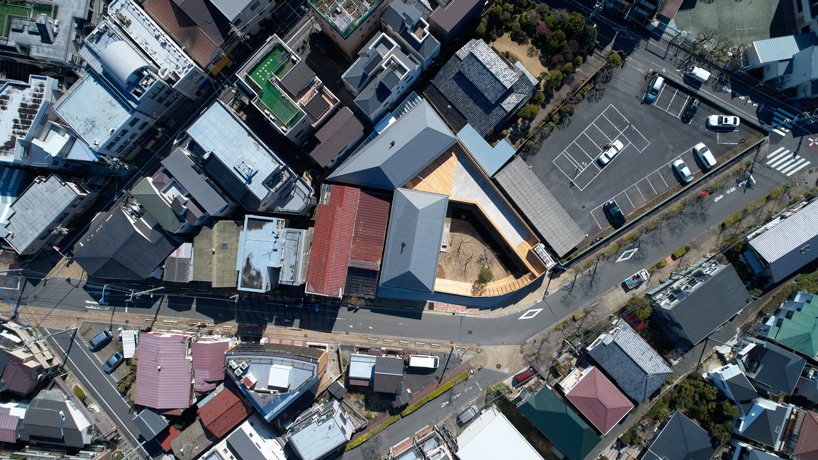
[643,412,716,460]
[379,189,447,292]
[747,199,818,282]
[587,324,672,403]
[73,207,178,280]
[741,341,806,396]
[724,371,759,417]
[328,100,456,190]
[132,408,168,440]
[382,1,440,60]
[741,401,789,447]
[21,391,88,448]
[161,149,230,216]
[752,34,818,63]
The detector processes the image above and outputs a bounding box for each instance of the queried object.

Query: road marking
[714,194,724,202]
[616,248,639,262]
[518,309,543,320]
[787,161,811,176]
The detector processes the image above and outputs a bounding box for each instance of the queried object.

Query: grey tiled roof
[587,324,672,403]
[355,80,392,117]
[328,99,456,190]
[643,412,716,460]
[429,39,535,136]
[309,108,364,167]
[227,428,265,460]
[379,189,447,293]
[21,391,89,448]
[741,402,788,448]
[382,1,439,61]
[132,408,168,440]
[741,340,805,396]
[161,149,230,216]
[494,157,584,257]
[724,372,758,416]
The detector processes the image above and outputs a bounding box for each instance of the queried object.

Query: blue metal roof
[457,124,515,176]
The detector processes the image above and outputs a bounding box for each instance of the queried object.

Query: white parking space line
[591,211,602,229]
[646,177,657,194]
[635,184,646,201]
[773,128,788,136]
[658,171,669,187]
[592,124,611,143]
[624,192,634,207]
[676,96,690,118]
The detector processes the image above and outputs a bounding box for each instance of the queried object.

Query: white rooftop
[268,364,293,389]
[0,76,50,162]
[54,75,131,147]
[457,407,543,460]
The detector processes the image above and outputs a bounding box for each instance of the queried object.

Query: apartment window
[251,0,260,10]
[798,0,804,12]
[116,145,126,154]
[119,129,128,136]
[105,142,116,150]
[129,118,139,127]
[165,100,173,107]
[157,96,167,103]
[52,160,59,166]
[139,121,149,130]
[235,18,242,26]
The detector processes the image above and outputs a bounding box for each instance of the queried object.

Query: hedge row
[671,245,691,260]
[401,371,471,417]
[345,416,401,451]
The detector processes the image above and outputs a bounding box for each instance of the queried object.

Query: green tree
[532,91,545,105]
[577,24,598,54]
[711,421,734,445]
[475,19,487,37]
[566,11,586,35]
[562,62,574,74]
[546,30,567,54]
[607,53,622,66]
[478,267,494,283]
[546,71,563,90]
[517,104,540,119]
[573,55,583,68]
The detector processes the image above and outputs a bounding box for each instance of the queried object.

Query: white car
[693,142,717,169]
[597,140,624,166]
[672,159,693,183]
[707,115,740,129]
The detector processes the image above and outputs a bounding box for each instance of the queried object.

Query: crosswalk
[769,107,797,137]
[765,147,811,177]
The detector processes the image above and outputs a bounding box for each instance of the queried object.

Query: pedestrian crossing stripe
[765,147,811,176]
[772,128,788,137]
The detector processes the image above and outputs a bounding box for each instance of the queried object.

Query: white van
[645,75,664,103]
[686,67,710,84]
[409,355,439,369]
[693,142,717,169]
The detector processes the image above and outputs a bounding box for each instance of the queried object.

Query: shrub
[720,212,743,230]
[791,195,804,203]
[745,197,767,213]
[648,259,667,273]
[602,243,620,258]
[573,310,586,321]
[645,219,661,231]
[748,288,762,298]
[345,415,401,450]
[669,203,686,216]
[475,20,487,37]
[607,53,622,66]
[517,104,540,119]
[805,187,818,199]
[477,267,494,284]
[625,232,640,243]
[583,259,595,270]
[767,189,782,200]
[536,21,550,36]
[573,55,583,68]
[671,244,691,260]
[73,385,86,402]
[532,91,545,105]
[562,62,574,74]
[400,371,470,417]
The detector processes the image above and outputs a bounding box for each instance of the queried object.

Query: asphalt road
[45,328,163,458]
[341,369,506,460]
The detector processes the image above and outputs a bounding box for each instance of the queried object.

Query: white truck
[624,269,649,290]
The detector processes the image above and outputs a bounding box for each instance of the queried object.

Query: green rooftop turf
[247,43,304,128]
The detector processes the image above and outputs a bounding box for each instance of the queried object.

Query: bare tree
[695,27,719,51]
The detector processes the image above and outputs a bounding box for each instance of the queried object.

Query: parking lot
[526,65,764,237]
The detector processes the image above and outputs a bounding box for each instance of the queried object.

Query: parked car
[684,67,710,84]
[597,140,624,166]
[88,330,112,351]
[693,142,717,169]
[707,115,740,129]
[681,99,700,123]
[672,159,693,183]
[603,200,626,228]
[512,368,535,387]
[458,405,479,425]
[624,269,649,290]
[103,352,124,373]
[645,75,664,103]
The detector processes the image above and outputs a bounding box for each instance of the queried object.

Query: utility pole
[127,286,164,313]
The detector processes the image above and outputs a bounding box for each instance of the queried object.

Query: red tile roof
[0,407,18,443]
[199,386,252,438]
[305,186,390,297]
[158,426,181,452]
[349,190,391,269]
[565,367,633,435]
[134,333,193,410]
[794,411,818,460]
[191,339,230,393]
[144,0,221,68]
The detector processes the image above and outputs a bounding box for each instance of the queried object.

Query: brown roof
[0,407,19,443]
[144,0,221,68]
[199,386,252,438]
[170,0,229,45]
[191,339,230,393]
[565,367,633,436]
[349,189,390,269]
[794,411,818,460]
[428,0,482,33]
[1,350,38,395]
[309,108,364,167]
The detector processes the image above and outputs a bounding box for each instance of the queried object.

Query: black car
[103,352,124,374]
[603,200,626,228]
[681,99,700,123]
[87,330,113,351]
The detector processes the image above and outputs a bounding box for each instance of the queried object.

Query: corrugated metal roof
[349,354,376,380]
[752,34,818,64]
[199,386,251,438]
[0,407,18,443]
[309,108,364,167]
[349,190,391,268]
[192,339,230,392]
[428,0,482,34]
[134,333,192,410]
[379,189,447,292]
[748,200,818,282]
[495,157,584,257]
[327,99,457,190]
[144,0,221,68]
[122,330,137,359]
[457,124,515,176]
[304,188,358,297]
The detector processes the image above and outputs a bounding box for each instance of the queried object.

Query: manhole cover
[496,364,502,369]
[468,330,472,335]
[32,295,37,299]
[582,205,585,209]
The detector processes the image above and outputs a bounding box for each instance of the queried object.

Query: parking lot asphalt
[526,61,764,237]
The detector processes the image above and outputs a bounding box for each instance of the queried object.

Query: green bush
[583,259,595,270]
[645,219,661,231]
[745,197,767,213]
[607,53,622,66]
[648,259,667,273]
[805,187,818,199]
[573,310,586,320]
[720,212,743,230]
[573,55,583,68]
[401,371,471,417]
[625,232,640,243]
[532,91,545,105]
[767,189,782,200]
[748,288,762,298]
[669,203,686,216]
[517,104,540,119]
[478,267,494,284]
[671,244,691,260]
[345,415,401,450]
[73,385,86,402]
[602,243,620,258]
